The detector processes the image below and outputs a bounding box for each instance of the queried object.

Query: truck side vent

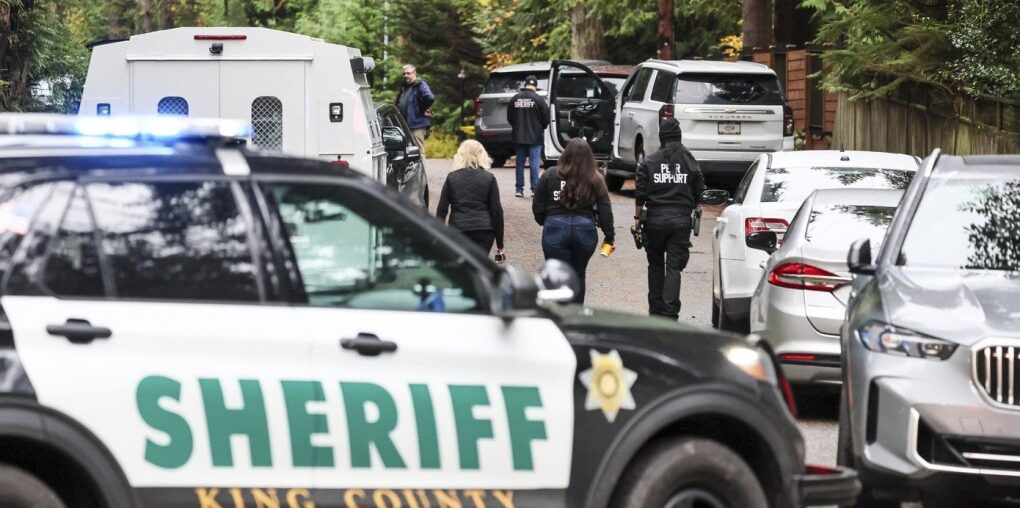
[157,96,189,116]
[251,96,283,152]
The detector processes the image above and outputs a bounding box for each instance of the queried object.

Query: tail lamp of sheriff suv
[783,103,794,137]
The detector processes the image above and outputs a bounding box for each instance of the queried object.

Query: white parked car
[709,150,920,331]
[609,60,794,191]
[749,188,904,384]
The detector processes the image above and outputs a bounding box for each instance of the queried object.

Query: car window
[379,108,402,128]
[87,181,261,302]
[482,72,549,94]
[626,68,654,103]
[0,183,56,288]
[674,73,784,106]
[649,71,675,103]
[601,77,626,97]
[266,182,484,313]
[4,182,75,296]
[899,168,1020,271]
[761,167,914,204]
[805,204,897,254]
[555,72,607,99]
[42,187,104,298]
[733,160,760,204]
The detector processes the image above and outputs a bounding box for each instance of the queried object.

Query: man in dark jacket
[506,75,550,198]
[634,118,706,320]
[396,64,436,155]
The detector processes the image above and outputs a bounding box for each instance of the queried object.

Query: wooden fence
[831,87,1020,156]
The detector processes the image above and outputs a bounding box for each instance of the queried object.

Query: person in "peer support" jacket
[635,118,706,321]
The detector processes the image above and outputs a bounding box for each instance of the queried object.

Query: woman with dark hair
[532,138,615,303]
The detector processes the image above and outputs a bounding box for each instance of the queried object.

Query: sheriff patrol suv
[0,115,857,508]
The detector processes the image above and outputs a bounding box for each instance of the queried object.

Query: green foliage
[424,130,461,159]
[473,0,741,66]
[806,0,1020,99]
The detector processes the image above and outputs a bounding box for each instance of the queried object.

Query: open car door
[547,60,617,162]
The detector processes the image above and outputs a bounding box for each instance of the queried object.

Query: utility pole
[657,0,675,59]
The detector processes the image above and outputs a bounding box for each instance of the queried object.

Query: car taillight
[332,159,350,168]
[744,217,789,243]
[659,104,674,122]
[473,99,482,117]
[783,103,794,137]
[767,262,844,292]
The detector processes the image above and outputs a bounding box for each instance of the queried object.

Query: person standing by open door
[507,75,549,198]
[396,64,436,155]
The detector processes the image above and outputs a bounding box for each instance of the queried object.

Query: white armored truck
[80,27,385,179]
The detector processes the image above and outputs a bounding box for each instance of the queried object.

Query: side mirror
[406,144,422,160]
[746,231,778,254]
[382,126,406,153]
[701,189,731,206]
[496,265,539,316]
[536,259,580,306]
[848,238,876,275]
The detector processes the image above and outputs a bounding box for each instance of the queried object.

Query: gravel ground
[425,158,840,468]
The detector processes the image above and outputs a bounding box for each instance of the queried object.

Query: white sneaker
[515,191,524,198]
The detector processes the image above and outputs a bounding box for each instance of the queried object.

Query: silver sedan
[749,188,903,385]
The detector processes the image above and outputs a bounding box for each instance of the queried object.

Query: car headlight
[725,345,778,384]
[856,321,957,361]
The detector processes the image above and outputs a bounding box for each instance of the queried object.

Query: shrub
[424,130,460,159]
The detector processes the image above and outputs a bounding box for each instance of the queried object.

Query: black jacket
[506,89,550,145]
[532,169,615,243]
[635,142,706,214]
[436,166,505,249]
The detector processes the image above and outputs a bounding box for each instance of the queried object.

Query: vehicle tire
[423,184,430,210]
[0,464,66,508]
[612,437,767,508]
[635,139,645,167]
[711,297,720,328]
[491,155,507,168]
[606,174,625,192]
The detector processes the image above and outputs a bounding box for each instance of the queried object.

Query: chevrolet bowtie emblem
[725,108,736,114]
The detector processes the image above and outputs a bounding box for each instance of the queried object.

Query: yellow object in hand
[600,242,616,257]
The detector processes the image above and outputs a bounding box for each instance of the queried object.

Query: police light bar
[0,114,251,142]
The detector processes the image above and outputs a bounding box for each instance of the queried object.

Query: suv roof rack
[0,114,250,145]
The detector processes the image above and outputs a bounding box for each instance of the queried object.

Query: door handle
[340,333,397,357]
[46,319,112,345]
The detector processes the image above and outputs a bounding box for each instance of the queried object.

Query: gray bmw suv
[839,150,1020,507]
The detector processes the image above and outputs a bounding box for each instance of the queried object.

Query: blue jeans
[515,144,542,193]
[542,215,598,304]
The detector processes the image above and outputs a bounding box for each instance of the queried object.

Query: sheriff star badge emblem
[579,349,638,423]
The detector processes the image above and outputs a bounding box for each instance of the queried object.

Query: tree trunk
[138,0,154,32]
[774,0,816,47]
[742,0,774,50]
[774,0,793,46]
[657,0,674,59]
[570,3,606,60]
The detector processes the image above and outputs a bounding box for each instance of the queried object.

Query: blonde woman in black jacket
[436,140,506,261]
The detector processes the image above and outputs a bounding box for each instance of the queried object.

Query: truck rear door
[131,62,219,117]
[220,61,307,155]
